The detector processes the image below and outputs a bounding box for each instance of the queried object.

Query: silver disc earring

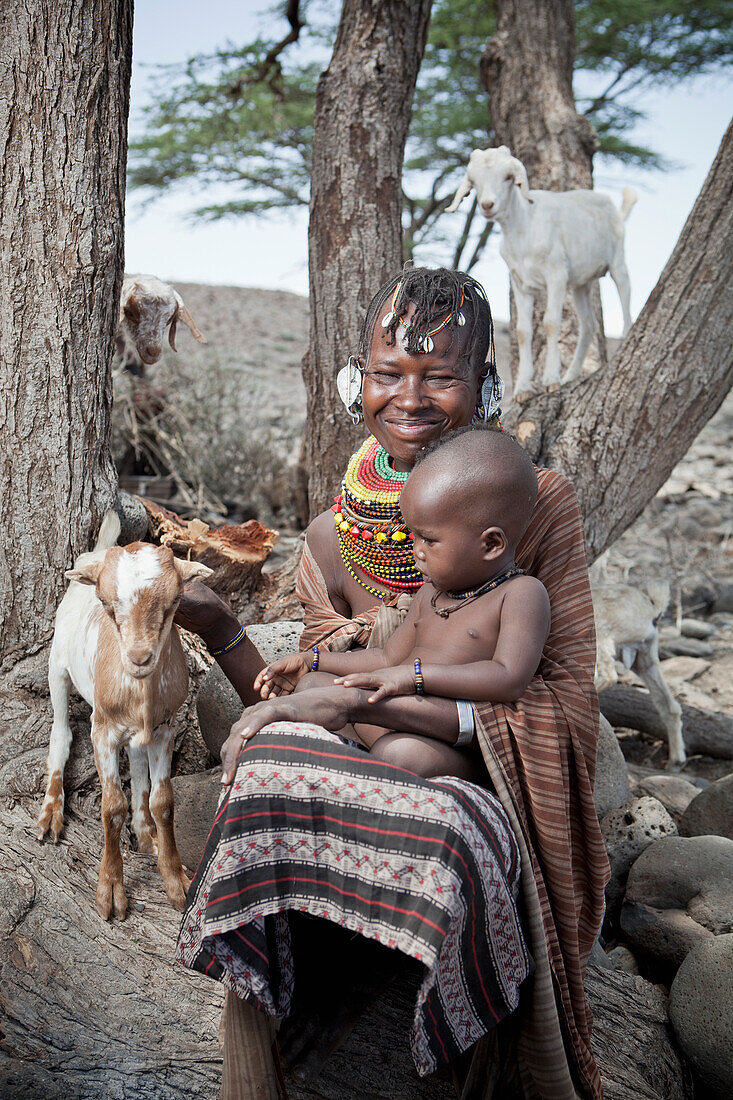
[473,373,505,422]
[336,355,364,424]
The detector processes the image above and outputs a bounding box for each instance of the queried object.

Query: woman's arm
[219,687,460,783]
[175,580,265,706]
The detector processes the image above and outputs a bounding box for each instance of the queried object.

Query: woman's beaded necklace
[333,436,424,599]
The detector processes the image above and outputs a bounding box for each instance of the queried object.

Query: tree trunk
[481,0,607,384]
[302,0,433,519]
[504,119,733,562]
[0,0,131,670]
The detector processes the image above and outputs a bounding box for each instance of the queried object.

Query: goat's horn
[173,293,207,344]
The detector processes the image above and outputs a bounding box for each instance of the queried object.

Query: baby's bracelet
[311,645,320,671]
[207,624,246,658]
[413,658,424,696]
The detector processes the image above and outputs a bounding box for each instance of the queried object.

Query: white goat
[117,275,207,377]
[592,580,685,770]
[447,147,636,401]
[37,512,212,920]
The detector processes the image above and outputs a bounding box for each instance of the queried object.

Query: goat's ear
[446,174,473,213]
[173,558,214,583]
[65,560,103,586]
[121,286,141,324]
[512,161,533,203]
[173,292,207,345]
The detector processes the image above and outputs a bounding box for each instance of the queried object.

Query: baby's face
[401,473,496,593]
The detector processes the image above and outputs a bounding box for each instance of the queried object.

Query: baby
[252,426,550,777]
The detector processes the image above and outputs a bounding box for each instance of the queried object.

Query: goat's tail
[620,187,638,221]
[644,580,670,622]
[94,510,121,553]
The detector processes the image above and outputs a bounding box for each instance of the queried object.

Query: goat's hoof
[513,389,533,405]
[164,870,191,912]
[97,880,128,921]
[665,758,686,773]
[36,802,64,844]
[136,829,159,856]
[545,382,561,393]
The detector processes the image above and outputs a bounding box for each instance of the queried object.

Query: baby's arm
[417,578,550,702]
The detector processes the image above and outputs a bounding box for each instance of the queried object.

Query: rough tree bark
[504,119,733,562]
[0,0,131,670]
[481,0,608,381]
[302,0,432,519]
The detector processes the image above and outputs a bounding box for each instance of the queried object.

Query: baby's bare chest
[407,594,502,664]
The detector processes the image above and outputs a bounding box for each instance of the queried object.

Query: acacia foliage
[129,0,733,268]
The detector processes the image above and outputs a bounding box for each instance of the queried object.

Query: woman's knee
[294,670,331,693]
[369,733,426,775]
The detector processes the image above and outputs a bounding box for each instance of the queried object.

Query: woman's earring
[473,373,505,423]
[336,355,364,425]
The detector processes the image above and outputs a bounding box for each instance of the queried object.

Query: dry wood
[0,0,132,671]
[504,120,733,562]
[599,684,733,760]
[481,0,607,382]
[140,499,278,615]
[302,0,432,518]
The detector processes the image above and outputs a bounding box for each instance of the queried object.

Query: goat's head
[119,276,207,367]
[446,147,533,219]
[66,544,212,679]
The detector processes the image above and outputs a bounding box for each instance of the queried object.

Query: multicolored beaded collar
[332,436,423,599]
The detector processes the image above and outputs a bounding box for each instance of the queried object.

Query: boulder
[633,775,700,825]
[196,620,305,760]
[605,945,640,975]
[679,773,733,841]
[669,934,733,1100]
[679,618,715,640]
[114,490,149,544]
[659,638,714,659]
[171,767,222,872]
[621,835,733,971]
[711,583,733,614]
[601,796,677,923]
[657,656,710,684]
[594,715,631,819]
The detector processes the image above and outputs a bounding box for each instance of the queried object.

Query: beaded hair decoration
[379,281,466,354]
[332,436,423,600]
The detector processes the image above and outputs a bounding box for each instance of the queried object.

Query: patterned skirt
[177,724,530,1076]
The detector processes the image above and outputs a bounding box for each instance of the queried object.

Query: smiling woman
[175,267,608,1100]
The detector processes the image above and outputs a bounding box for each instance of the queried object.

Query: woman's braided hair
[357,266,500,406]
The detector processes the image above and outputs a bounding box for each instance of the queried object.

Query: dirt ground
[137,281,733,780]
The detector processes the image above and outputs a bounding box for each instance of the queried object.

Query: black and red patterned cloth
[177,724,530,1077]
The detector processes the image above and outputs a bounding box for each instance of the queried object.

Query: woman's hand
[334,664,416,703]
[220,688,359,785]
[254,653,313,699]
[175,580,238,646]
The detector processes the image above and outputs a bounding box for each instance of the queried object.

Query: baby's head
[400,426,537,592]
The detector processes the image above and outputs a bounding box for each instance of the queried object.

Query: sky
[125,2,733,335]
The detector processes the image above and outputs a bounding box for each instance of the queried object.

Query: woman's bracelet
[207,624,247,658]
[413,658,424,695]
[311,645,320,671]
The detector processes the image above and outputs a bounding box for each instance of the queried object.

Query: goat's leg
[632,638,686,770]
[148,727,190,911]
[565,283,595,381]
[92,724,129,920]
[37,648,74,843]
[541,274,567,391]
[609,249,633,336]
[128,742,158,855]
[512,280,535,402]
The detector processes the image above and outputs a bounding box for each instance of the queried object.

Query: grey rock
[669,933,733,1099]
[621,835,733,970]
[679,618,715,640]
[682,582,717,615]
[679,774,733,841]
[633,774,700,825]
[601,796,677,923]
[659,638,714,659]
[196,620,305,761]
[114,491,149,544]
[588,937,612,969]
[606,945,640,975]
[172,768,222,872]
[712,583,733,614]
[594,715,631,820]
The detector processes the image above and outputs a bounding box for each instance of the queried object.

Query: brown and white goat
[117,275,207,377]
[37,513,212,920]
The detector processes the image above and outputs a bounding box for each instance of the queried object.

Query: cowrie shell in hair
[420,335,434,353]
[381,311,396,327]
[457,311,466,326]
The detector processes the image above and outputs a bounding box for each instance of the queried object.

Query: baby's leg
[369,732,485,783]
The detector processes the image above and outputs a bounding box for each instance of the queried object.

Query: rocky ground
[107,281,733,1098]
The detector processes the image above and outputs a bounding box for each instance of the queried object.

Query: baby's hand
[333,665,417,703]
[254,652,312,698]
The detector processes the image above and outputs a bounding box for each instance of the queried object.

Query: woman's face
[361,302,481,471]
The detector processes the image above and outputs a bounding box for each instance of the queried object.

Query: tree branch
[226,0,304,101]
